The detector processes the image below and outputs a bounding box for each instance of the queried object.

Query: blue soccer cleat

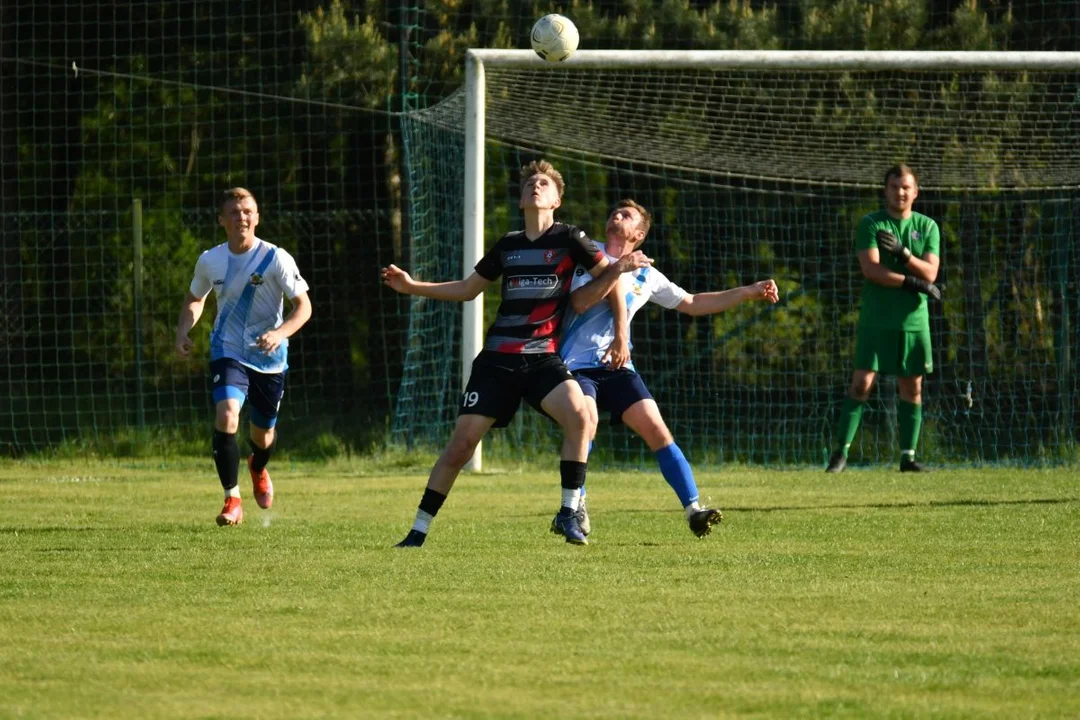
[550,510,588,545]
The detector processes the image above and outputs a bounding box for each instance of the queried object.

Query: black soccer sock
[418,487,448,518]
[412,487,448,534]
[560,460,588,490]
[249,436,277,472]
[212,430,240,491]
[559,460,587,514]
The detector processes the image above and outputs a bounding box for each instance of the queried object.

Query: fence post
[132,198,145,430]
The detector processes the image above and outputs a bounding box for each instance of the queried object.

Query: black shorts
[573,367,653,426]
[460,350,575,428]
[210,358,286,429]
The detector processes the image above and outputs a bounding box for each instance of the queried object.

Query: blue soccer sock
[655,443,699,508]
[580,441,594,499]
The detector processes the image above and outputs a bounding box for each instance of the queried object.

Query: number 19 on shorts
[462,391,479,408]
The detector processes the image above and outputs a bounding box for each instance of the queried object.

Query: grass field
[1,458,1078,718]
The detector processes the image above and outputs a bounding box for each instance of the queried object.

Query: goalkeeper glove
[876,229,912,262]
[902,275,942,301]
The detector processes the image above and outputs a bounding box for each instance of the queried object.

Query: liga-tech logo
[507,275,558,290]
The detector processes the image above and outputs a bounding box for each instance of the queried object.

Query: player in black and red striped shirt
[382,160,651,546]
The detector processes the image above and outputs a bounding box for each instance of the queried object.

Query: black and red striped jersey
[474,222,604,354]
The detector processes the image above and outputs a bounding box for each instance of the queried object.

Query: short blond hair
[219,187,256,212]
[519,160,565,198]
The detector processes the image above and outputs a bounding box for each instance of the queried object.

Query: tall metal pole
[132,198,146,430]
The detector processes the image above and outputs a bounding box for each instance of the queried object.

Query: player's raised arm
[569,251,652,314]
[381,265,492,302]
[676,279,779,316]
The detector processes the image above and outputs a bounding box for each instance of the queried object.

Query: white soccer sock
[901,449,915,457]
[561,487,580,511]
[225,486,241,500]
[684,501,701,520]
[412,510,434,534]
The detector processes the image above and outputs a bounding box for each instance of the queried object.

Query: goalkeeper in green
[827,164,942,473]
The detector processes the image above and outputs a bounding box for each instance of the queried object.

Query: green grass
[1,460,1078,718]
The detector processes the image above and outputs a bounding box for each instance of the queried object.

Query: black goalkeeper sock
[212,430,240,492]
[249,437,277,473]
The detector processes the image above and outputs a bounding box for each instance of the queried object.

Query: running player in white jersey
[175,188,312,526]
[561,199,779,537]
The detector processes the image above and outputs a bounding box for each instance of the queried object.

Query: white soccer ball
[530,14,580,63]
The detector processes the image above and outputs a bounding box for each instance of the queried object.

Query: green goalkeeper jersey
[855,209,941,331]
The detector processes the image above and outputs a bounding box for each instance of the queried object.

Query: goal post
[429,50,1080,470]
[462,52,486,470]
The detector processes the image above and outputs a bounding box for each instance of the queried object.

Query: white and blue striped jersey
[189,238,309,374]
[559,255,688,372]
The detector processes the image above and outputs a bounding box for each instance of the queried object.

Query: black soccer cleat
[688,507,723,537]
[900,457,930,473]
[395,529,427,548]
[825,451,847,473]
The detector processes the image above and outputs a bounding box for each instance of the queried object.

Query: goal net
[398,51,1080,467]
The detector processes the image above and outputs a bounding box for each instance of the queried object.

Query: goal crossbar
[468,49,1080,71]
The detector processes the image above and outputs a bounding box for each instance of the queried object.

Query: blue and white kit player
[560,199,779,537]
[176,187,312,526]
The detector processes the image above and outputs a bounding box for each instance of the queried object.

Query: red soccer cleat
[216,496,244,526]
[248,455,274,509]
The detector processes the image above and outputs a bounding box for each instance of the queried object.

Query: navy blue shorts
[210,358,286,429]
[460,351,575,428]
[573,367,653,425]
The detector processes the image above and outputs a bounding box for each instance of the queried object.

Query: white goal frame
[461,49,1080,471]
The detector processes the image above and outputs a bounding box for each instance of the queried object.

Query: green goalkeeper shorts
[853,325,933,377]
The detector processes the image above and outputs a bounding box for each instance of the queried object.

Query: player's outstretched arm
[570,251,652,314]
[676,279,779,316]
[175,291,207,357]
[381,265,491,302]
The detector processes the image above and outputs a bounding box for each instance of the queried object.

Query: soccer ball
[530,14,579,63]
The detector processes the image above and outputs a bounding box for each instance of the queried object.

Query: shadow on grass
[516,496,1078,521]
[0,525,100,534]
[723,496,1080,513]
